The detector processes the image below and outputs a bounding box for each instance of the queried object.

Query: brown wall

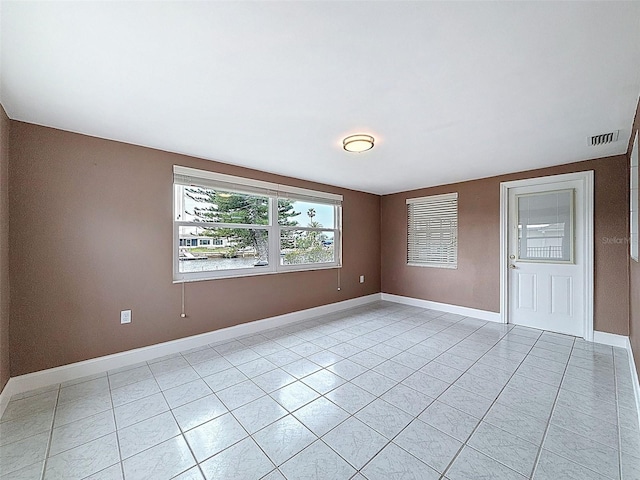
[4,116,634,379]
[381,155,629,335]
[9,122,381,376]
[0,106,9,391]
[629,96,640,374]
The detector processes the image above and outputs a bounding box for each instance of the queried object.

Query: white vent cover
[588,130,619,146]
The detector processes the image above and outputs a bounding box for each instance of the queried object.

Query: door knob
[509,264,517,269]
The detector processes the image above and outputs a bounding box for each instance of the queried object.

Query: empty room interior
[2,1,640,479]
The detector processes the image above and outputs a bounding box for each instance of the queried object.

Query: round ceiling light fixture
[343,134,374,153]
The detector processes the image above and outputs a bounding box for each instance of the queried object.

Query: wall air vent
[588,130,619,146]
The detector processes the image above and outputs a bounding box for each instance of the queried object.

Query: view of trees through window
[278,200,335,265]
[176,185,336,275]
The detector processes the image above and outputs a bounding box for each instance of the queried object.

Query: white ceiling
[2,2,640,195]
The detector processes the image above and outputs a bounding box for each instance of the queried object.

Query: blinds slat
[174,173,277,197]
[406,192,457,205]
[278,193,341,206]
[174,165,342,203]
[407,193,458,268]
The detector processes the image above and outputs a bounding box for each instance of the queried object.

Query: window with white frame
[173,166,342,281]
[631,132,639,262]
[407,192,458,268]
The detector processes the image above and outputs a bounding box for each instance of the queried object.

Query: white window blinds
[407,192,458,268]
[173,166,342,205]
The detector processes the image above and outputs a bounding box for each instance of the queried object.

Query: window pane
[278,199,335,228]
[179,185,269,225]
[280,230,335,265]
[178,226,269,273]
[517,190,573,262]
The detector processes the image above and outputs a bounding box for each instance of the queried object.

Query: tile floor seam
[279,314,453,475]
[3,303,636,480]
[225,400,281,470]
[355,317,522,477]
[437,326,541,478]
[280,437,357,480]
[38,384,61,480]
[157,377,208,480]
[106,371,127,480]
[460,444,530,479]
[528,337,577,480]
[615,349,623,480]
[286,395,360,468]
[532,444,619,480]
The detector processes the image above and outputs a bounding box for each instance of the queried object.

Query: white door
[507,177,587,337]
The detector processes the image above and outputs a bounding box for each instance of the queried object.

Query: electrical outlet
[359,275,365,284]
[121,310,132,324]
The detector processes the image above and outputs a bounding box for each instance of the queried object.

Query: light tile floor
[1,301,639,479]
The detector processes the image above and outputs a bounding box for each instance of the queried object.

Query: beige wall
[629,97,640,375]
[9,122,381,376]
[0,106,9,391]
[381,155,630,335]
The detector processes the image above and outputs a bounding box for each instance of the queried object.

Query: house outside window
[173,166,342,281]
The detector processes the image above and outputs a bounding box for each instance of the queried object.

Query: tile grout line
[527,337,576,479]
[269,311,456,477]
[223,388,282,478]
[307,312,483,477]
[527,340,622,479]
[354,316,522,477]
[116,350,264,477]
[278,317,568,477]
[105,372,127,480]
[242,309,479,477]
[108,357,197,478]
[438,327,542,479]
[3,304,628,480]
[0,306,424,477]
[151,351,209,480]
[555,344,620,479]
[100,372,124,478]
[0,309,524,475]
[148,348,315,479]
[615,348,623,480]
[105,316,363,477]
[39,384,61,480]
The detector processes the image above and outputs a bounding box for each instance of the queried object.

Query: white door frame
[499,171,594,341]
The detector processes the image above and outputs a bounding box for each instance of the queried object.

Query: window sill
[173,264,341,283]
[407,262,458,269]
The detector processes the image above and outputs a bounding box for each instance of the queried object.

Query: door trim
[499,171,594,341]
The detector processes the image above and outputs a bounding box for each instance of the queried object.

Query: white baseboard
[381,293,502,323]
[593,331,629,348]
[0,293,380,417]
[626,338,640,430]
[0,378,16,420]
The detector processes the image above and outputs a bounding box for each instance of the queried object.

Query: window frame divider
[173,166,342,282]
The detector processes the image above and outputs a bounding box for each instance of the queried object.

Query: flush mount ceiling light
[343,134,374,153]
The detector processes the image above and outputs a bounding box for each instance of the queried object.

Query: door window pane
[517,190,573,262]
